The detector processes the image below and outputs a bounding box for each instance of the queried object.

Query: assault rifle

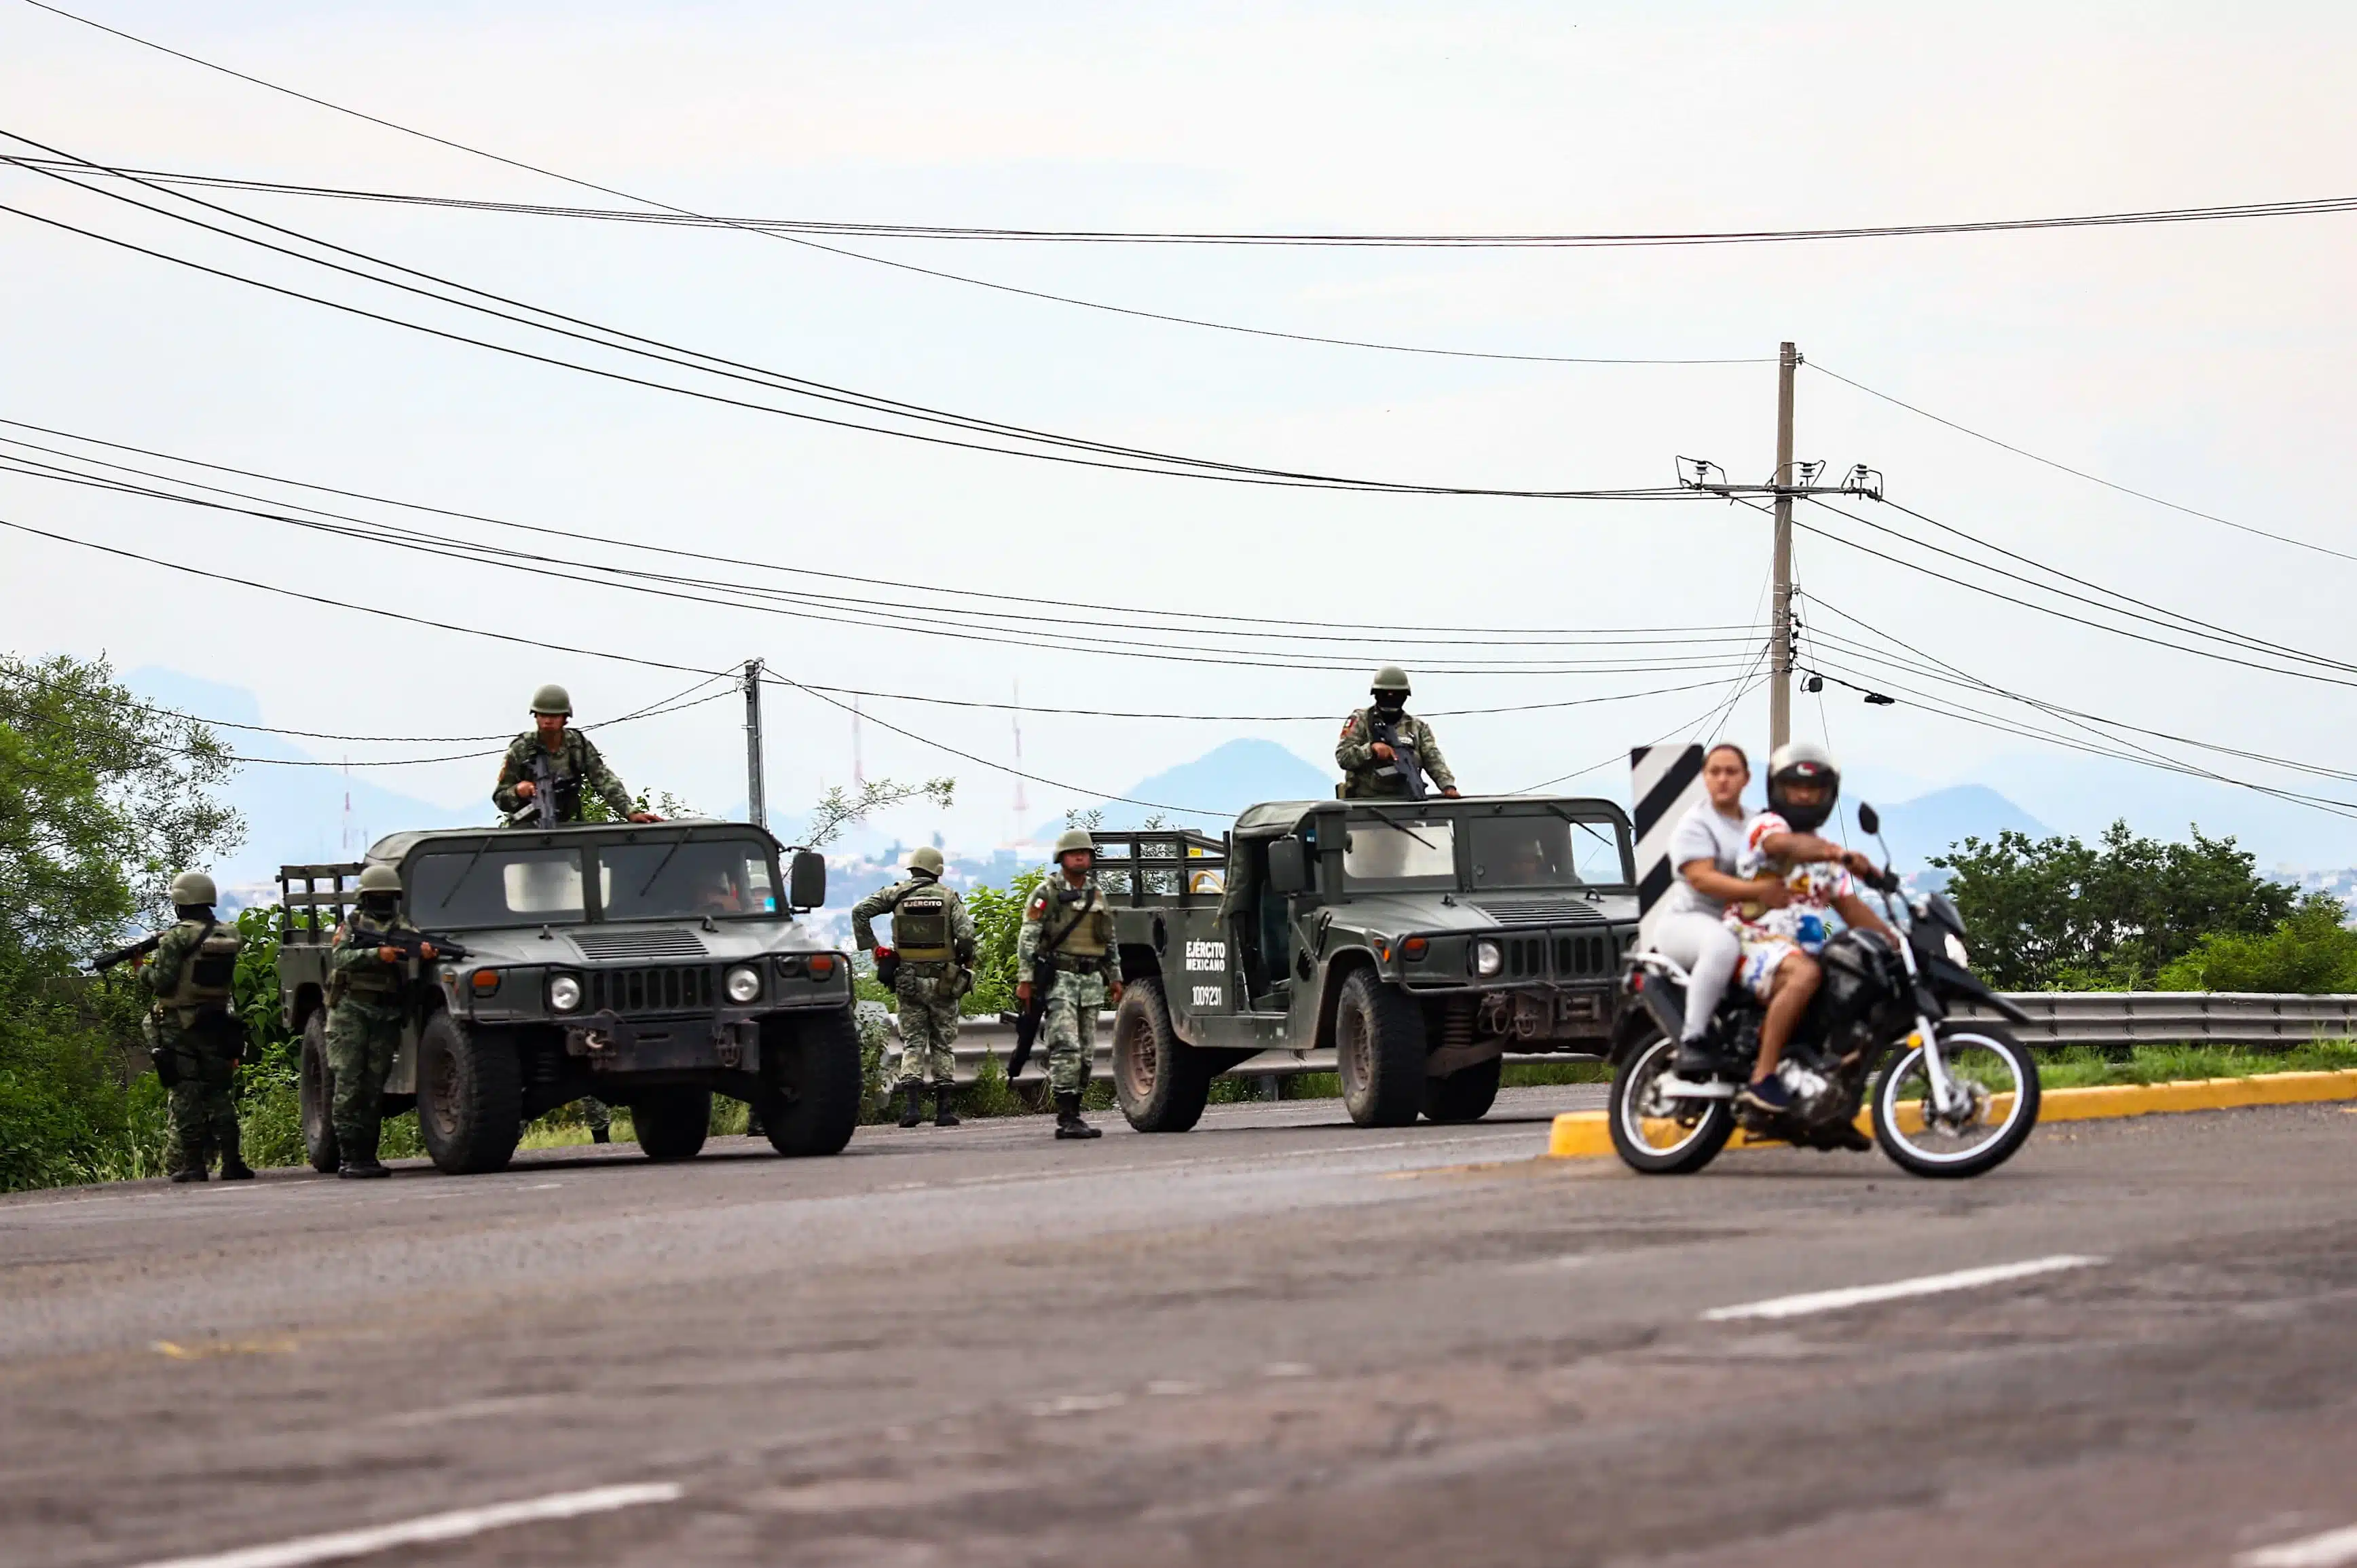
[1006,952,1056,1082]
[88,933,162,972]
[505,747,582,828]
[349,926,473,970]
[1367,713,1430,800]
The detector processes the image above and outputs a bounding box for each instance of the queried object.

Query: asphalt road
[4,1084,2355,1568]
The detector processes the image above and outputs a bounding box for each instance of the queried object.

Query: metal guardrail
[890,992,2357,1087]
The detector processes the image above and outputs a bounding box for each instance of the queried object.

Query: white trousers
[1650,912,1740,1043]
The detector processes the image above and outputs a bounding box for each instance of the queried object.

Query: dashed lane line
[1701,1255,2104,1322]
[2239,1524,2357,1568]
[126,1482,684,1568]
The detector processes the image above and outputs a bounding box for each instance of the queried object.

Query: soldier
[492,684,663,825]
[1016,829,1125,1140]
[1335,665,1461,800]
[852,846,976,1129]
[136,872,252,1184]
[324,864,438,1180]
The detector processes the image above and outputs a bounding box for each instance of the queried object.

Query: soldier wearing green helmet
[135,869,253,1182]
[491,683,661,826]
[1016,828,1124,1139]
[322,863,437,1179]
[852,843,977,1128]
[1336,665,1460,800]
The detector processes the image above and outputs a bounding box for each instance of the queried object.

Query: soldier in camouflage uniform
[491,684,661,825]
[853,846,976,1129]
[136,871,252,1183]
[324,863,439,1179]
[1016,829,1124,1140]
[1335,665,1461,800]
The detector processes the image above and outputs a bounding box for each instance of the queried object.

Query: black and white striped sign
[1632,743,1707,948]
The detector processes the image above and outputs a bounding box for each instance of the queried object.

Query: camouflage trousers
[150,1020,240,1177]
[893,963,962,1088]
[327,996,404,1161]
[579,1097,611,1134]
[1039,967,1109,1096]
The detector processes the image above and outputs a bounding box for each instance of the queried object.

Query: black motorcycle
[1606,802,2041,1180]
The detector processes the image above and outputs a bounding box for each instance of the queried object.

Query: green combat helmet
[1371,665,1412,696]
[358,863,403,895]
[168,870,217,907]
[530,684,573,717]
[1053,828,1094,861]
[906,846,946,876]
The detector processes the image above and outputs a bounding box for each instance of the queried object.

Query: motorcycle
[1606,802,2041,1180]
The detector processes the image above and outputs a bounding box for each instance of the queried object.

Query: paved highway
[3,1085,2354,1567]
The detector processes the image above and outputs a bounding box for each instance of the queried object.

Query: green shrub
[2156,895,2357,994]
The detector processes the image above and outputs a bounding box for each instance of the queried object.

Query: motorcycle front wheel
[1608,1031,1736,1175]
[1872,1022,2041,1180]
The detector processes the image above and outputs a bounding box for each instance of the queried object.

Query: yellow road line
[1548,1068,2357,1159]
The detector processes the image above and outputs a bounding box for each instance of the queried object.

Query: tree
[1933,821,2297,991]
[2157,894,2357,994]
[800,777,955,849]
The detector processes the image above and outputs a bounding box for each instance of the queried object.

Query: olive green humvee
[276,820,857,1175]
[1088,796,1639,1132]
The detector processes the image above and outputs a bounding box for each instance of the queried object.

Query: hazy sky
[5,1,2355,863]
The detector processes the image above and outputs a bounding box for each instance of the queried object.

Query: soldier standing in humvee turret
[1336,665,1460,800]
[492,684,662,825]
[853,846,977,1130]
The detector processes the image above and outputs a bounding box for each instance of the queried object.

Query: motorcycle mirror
[1855,802,1880,836]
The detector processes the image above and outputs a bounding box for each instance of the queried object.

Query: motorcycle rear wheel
[1608,1032,1736,1175]
[1872,1023,2041,1180]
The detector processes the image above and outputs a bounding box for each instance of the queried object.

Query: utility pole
[742,658,766,829]
[1769,341,1798,753]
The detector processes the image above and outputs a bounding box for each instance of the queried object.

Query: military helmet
[1371,665,1412,694]
[906,845,946,876]
[530,683,573,717]
[357,863,403,895]
[168,870,217,907]
[1053,827,1094,859]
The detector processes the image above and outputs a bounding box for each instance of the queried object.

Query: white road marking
[1031,1392,1128,1416]
[1701,1255,2104,1322]
[2239,1525,2357,1568]
[521,1182,563,1191]
[1145,1379,1204,1396]
[127,1482,684,1568]
[1261,1361,1315,1379]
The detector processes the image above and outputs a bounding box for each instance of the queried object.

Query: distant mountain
[1040,737,1331,836]
[1864,785,2050,869]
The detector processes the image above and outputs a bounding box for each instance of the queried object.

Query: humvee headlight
[1944,933,1971,968]
[1474,941,1502,977]
[726,965,763,1004]
[548,973,583,1012]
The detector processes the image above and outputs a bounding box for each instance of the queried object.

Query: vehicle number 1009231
[1192,985,1223,1008]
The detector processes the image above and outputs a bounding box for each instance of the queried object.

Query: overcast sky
[5,1,2355,865]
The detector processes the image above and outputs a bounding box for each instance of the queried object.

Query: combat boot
[933,1085,961,1127]
[169,1167,206,1184]
[337,1127,391,1180]
[1054,1091,1100,1140]
[590,1125,611,1144]
[897,1083,925,1129]
[217,1155,256,1181]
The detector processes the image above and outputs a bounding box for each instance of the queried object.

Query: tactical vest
[891,880,958,963]
[336,909,403,996]
[164,920,243,1016]
[1040,884,1113,958]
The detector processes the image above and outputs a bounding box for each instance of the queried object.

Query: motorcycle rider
[1656,744,1792,1077]
[1727,741,1895,1117]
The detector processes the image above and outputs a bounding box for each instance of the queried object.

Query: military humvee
[276,820,857,1175]
[1089,796,1639,1131]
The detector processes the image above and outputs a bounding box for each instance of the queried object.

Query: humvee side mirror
[1267,836,1310,895]
[788,850,828,911]
[1856,802,1880,836]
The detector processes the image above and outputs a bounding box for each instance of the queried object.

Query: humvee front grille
[1482,927,1631,982]
[589,965,713,1014]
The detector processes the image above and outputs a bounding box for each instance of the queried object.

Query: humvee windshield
[1341,816,1456,886]
[599,836,779,920]
[413,844,587,927]
[1468,812,1631,889]
[407,835,784,927]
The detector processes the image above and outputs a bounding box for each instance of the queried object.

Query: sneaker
[1737,1077,1796,1115]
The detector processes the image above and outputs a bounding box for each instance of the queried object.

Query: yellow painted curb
[1547,1068,2357,1161]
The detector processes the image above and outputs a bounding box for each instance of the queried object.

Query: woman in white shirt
[1651,744,1787,1075]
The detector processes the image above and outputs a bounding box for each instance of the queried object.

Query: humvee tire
[299,1010,339,1173]
[1422,1056,1502,1124]
[760,1008,863,1157]
[1335,968,1426,1127]
[632,1087,711,1161]
[1114,975,1212,1133]
[416,1012,523,1174]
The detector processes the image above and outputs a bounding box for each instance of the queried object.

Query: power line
[1808,361,2357,568]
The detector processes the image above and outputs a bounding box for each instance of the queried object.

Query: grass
[2035,1039,2357,1090]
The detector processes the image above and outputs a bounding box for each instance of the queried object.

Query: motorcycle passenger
[1655,744,1792,1077]
[1728,741,1895,1116]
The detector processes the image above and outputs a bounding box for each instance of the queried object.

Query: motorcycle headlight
[1474,940,1502,977]
[1943,933,1970,969]
[726,965,763,1004]
[548,973,582,1012]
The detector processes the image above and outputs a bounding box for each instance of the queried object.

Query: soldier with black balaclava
[1335,666,1460,800]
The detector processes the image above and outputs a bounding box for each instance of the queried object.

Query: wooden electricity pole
[1768,341,1799,753]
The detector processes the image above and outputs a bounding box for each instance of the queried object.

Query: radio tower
[339,758,354,856]
[1010,682,1028,836]
[851,697,866,785]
